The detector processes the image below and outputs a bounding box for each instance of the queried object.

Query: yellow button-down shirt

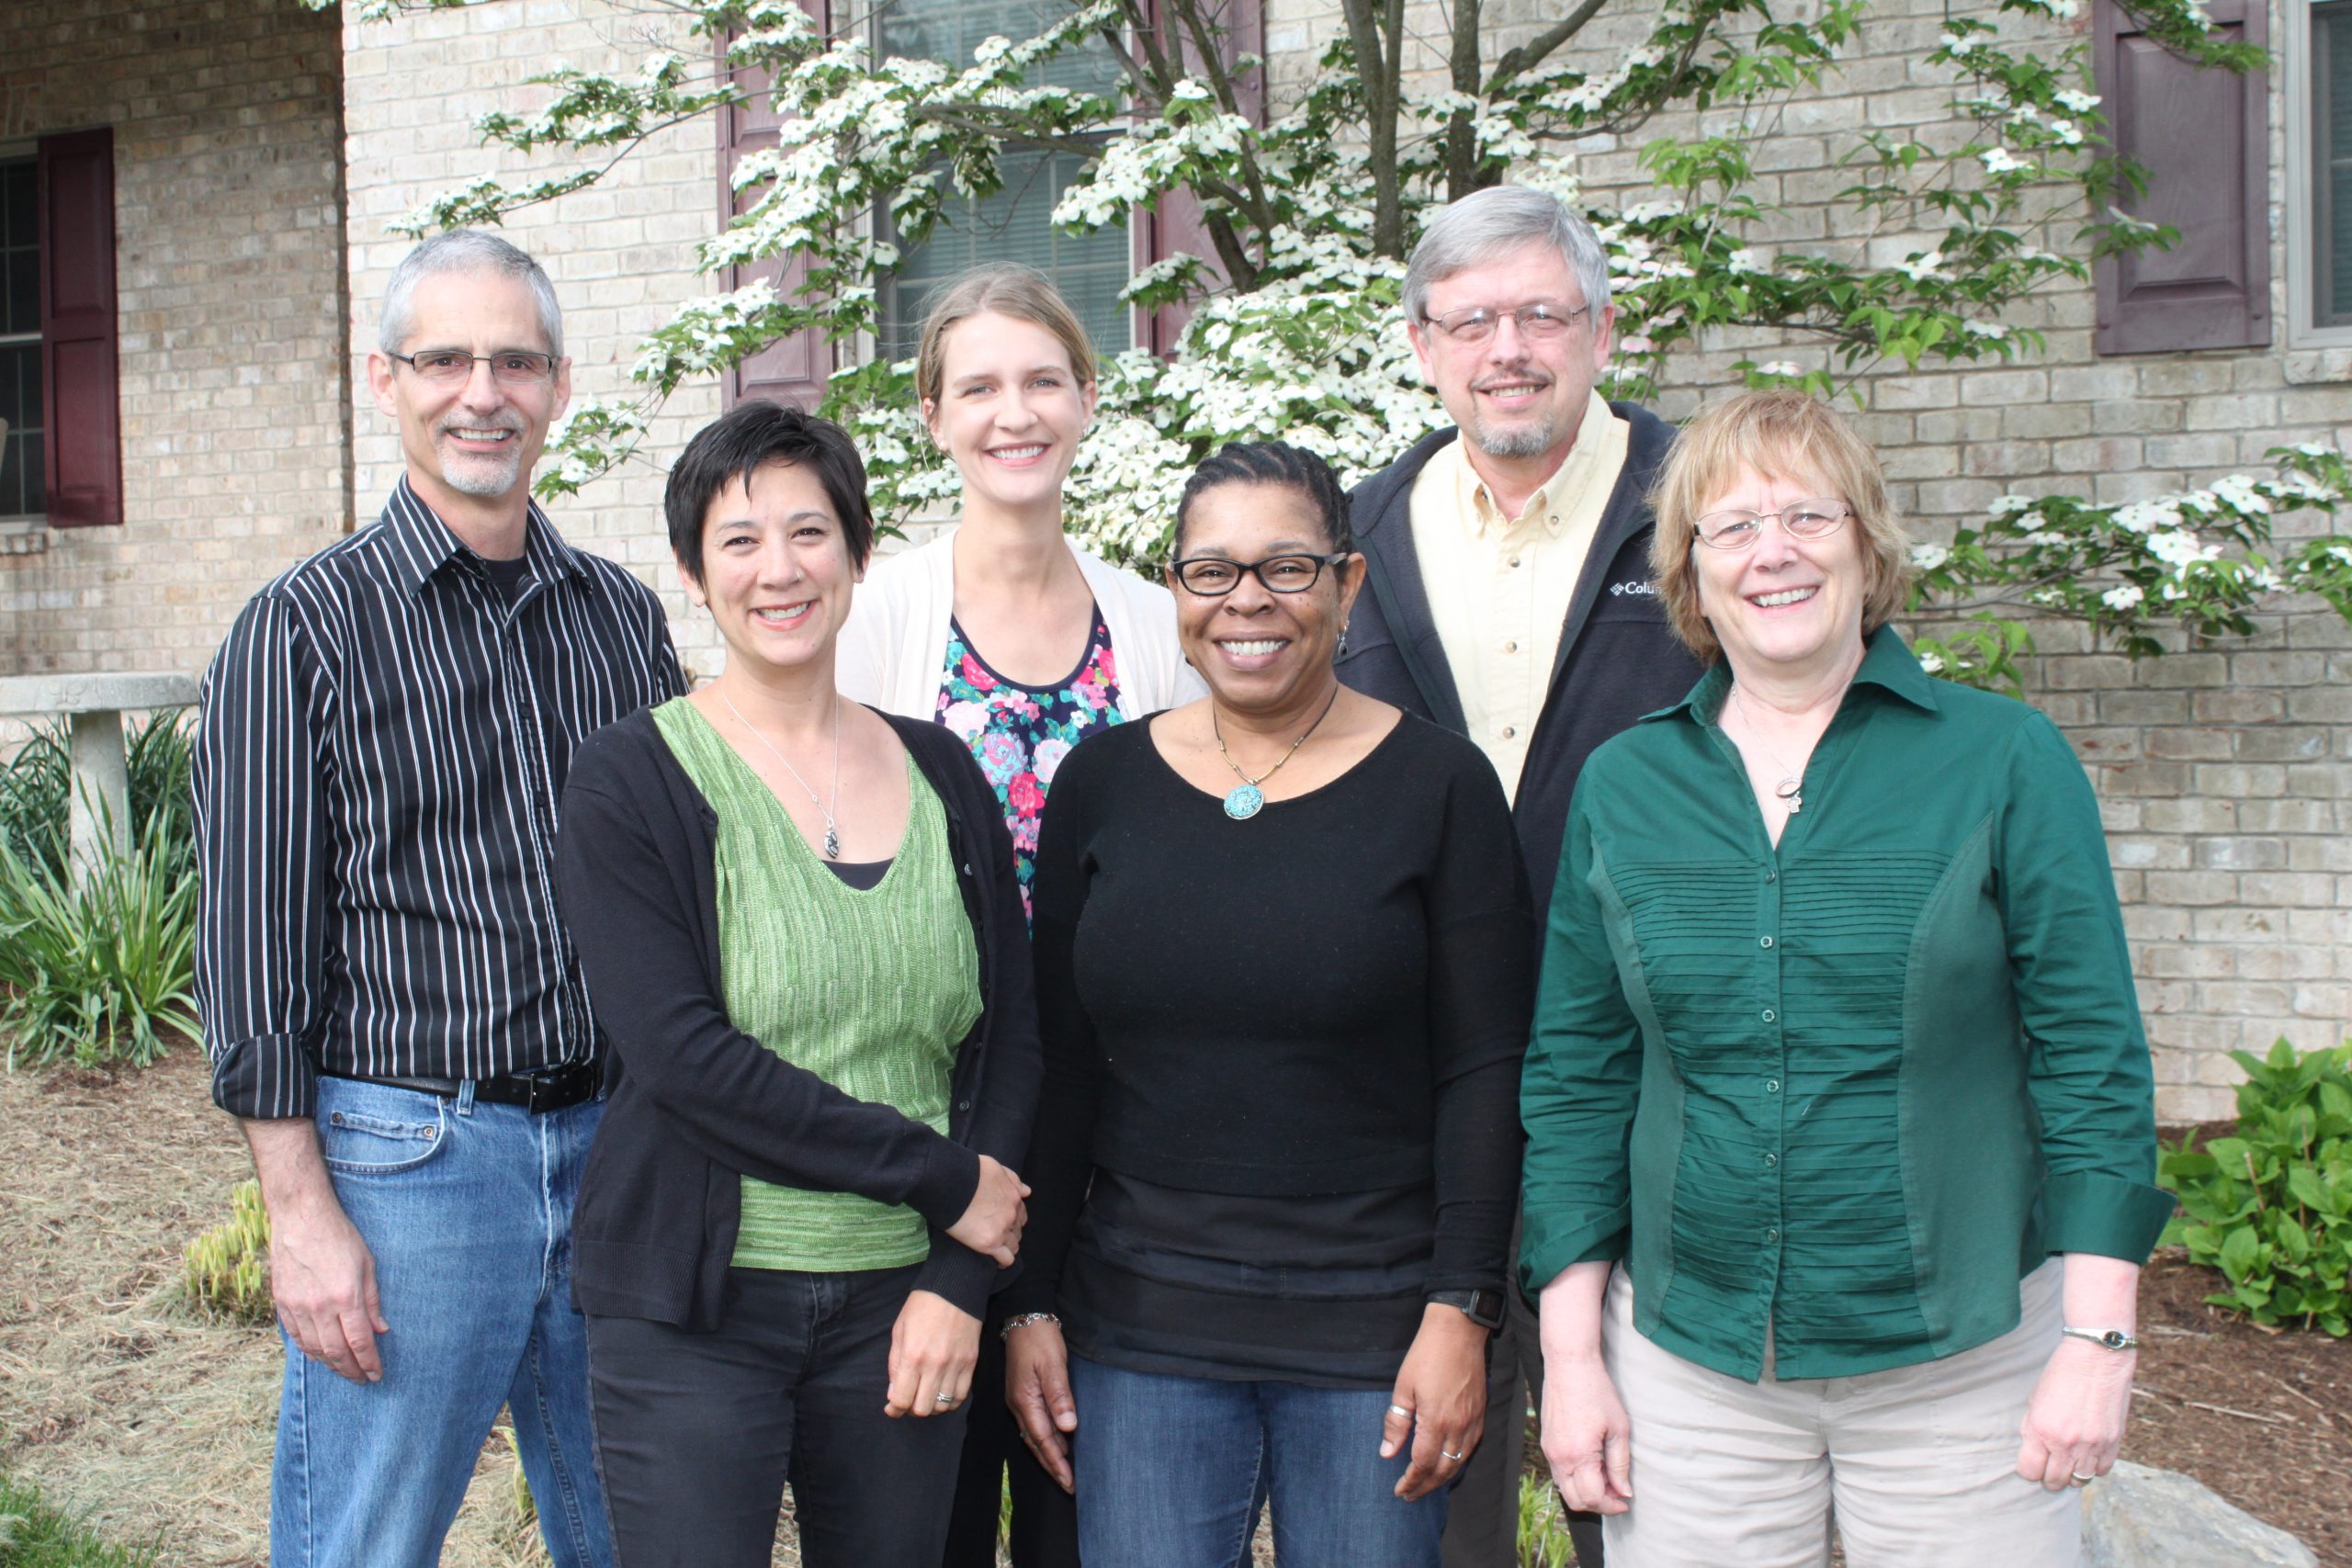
[1406,392,1629,799]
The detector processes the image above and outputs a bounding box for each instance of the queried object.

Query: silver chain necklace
[1728,683,1808,815]
[719,687,843,858]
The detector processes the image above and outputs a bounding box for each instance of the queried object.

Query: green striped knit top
[653,696,982,1272]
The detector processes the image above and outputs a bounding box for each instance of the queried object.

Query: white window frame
[2285,0,2352,348]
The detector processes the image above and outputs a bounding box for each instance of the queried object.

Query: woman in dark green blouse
[1520,391,2173,1567]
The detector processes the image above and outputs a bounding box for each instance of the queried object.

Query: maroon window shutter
[2092,0,2270,355]
[1136,0,1263,355]
[39,128,122,527]
[719,8,831,410]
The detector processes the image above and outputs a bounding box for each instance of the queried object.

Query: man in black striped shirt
[194,231,683,1568]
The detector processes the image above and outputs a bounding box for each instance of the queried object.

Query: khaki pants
[1600,1260,2080,1568]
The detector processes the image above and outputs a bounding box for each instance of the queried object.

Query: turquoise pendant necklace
[1213,685,1341,821]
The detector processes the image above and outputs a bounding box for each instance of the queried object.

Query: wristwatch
[2060,1325,2139,1352]
[1429,1288,1508,1332]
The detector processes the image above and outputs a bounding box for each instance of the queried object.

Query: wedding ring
[1442,1449,1466,1462]
[936,1393,960,1407]
[2068,1472,2095,1487]
[1387,1403,1413,1417]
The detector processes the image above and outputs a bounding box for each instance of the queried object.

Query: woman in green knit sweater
[556,401,1041,1568]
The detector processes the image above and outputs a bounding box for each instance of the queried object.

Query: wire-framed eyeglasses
[388,349,560,386]
[1422,302,1592,345]
[1170,553,1351,596]
[1692,499,1853,551]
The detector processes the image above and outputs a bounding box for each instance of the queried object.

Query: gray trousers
[1440,1230,1605,1568]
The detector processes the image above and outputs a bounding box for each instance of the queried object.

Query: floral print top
[934,610,1125,921]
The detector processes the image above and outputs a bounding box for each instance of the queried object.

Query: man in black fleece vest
[1338,186,1702,1568]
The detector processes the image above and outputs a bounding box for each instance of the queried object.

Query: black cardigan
[554,705,1044,1327]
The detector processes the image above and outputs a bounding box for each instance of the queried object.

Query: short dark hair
[665,400,876,581]
[1172,441,1351,558]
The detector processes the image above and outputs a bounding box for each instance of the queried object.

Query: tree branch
[1485,0,1609,94]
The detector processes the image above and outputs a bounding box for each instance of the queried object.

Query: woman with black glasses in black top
[1000,442,1532,1568]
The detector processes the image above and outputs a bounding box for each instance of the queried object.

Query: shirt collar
[380,473,589,600]
[1455,389,1612,540]
[1645,626,1941,727]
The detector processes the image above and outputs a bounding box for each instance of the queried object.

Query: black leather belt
[324,1058,601,1114]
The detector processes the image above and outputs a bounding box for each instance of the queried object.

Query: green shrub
[181,1179,272,1325]
[0,803,199,1070]
[2158,1038,2352,1337]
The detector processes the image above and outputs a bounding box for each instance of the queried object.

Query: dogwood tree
[336,0,2350,689]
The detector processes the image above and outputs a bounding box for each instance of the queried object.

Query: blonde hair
[1649,390,1913,664]
[913,265,1099,408]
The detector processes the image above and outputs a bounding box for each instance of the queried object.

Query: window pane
[2322,4,2352,324]
[1,342,41,517]
[876,0,1129,362]
[0,159,37,338]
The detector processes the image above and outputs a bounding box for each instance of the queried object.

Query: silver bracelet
[2060,1325,2139,1352]
[1000,1311,1062,1340]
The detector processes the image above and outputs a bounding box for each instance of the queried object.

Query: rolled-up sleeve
[1519,787,1646,1300]
[193,592,331,1120]
[1997,714,2176,1262]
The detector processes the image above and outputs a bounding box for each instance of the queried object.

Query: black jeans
[586,1263,968,1568]
[942,1305,1081,1568]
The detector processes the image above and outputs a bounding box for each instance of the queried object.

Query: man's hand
[243,1118,388,1383]
[1004,1317,1078,1492]
[885,1289,981,1418]
[945,1153,1029,1268]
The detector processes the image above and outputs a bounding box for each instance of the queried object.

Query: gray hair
[378,230,565,359]
[1401,186,1611,326]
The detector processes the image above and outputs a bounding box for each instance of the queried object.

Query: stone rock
[2082,1460,2319,1568]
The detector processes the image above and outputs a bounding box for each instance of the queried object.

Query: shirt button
[1765,1228,1781,1245]
[1764,1152,1779,1168]
[1504,639,1520,653]
[1509,555,1523,568]
[1501,726,1518,740]
[1760,1008,1777,1022]
[1766,1078,1781,1094]
[1758,935,1774,949]
[957,1100,971,1111]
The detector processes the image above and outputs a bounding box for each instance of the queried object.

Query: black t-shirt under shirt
[1022,712,1533,1386]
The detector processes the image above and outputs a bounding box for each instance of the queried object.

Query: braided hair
[1172,441,1352,557]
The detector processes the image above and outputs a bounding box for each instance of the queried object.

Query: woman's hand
[884,1288,981,1419]
[1004,1317,1078,1492]
[1536,1260,1630,1515]
[2018,1252,2142,1489]
[947,1153,1030,1268]
[2017,1338,2135,1489]
[1382,1303,1489,1501]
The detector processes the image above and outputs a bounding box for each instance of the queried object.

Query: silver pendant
[823,822,842,859]
[1223,784,1264,820]
[1775,777,1803,815]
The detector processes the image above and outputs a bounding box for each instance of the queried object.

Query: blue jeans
[1069,1356,1448,1568]
[271,1077,615,1568]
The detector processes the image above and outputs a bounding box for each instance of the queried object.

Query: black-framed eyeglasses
[1692,498,1853,551]
[1422,302,1592,344]
[1170,553,1351,596]
[388,348,560,386]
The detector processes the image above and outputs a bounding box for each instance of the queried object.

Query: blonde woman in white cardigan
[837,264,1199,1568]
[839,267,1201,905]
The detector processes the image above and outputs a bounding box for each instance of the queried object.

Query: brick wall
[1259,0,2352,1115]
[342,0,729,683]
[0,0,346,681]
